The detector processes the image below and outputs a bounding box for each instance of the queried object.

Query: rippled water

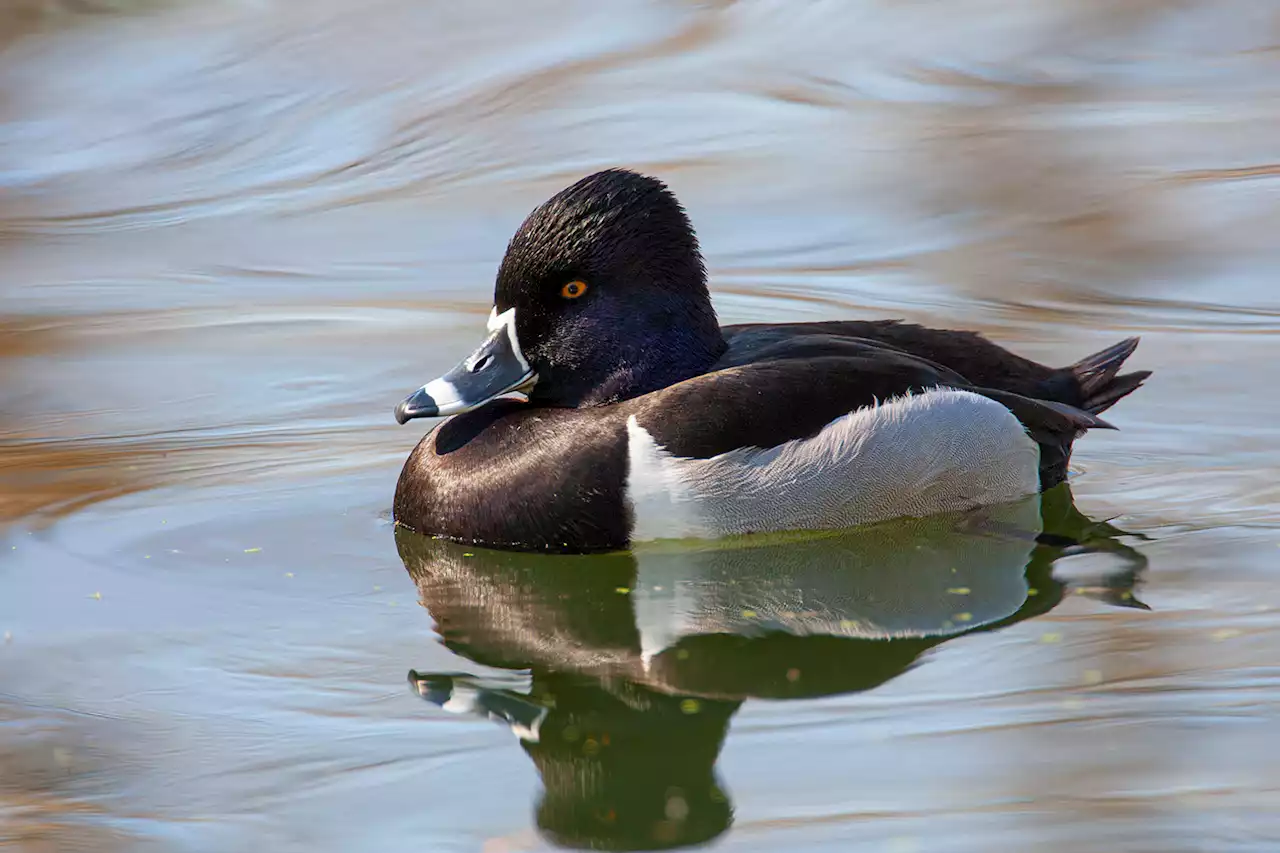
[2,2,1279,851]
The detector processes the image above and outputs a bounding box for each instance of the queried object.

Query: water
[2,2,1278,850]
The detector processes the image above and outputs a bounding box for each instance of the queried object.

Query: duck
[392,169,1150,553]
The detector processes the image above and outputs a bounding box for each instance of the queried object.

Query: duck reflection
[397,486,1146,851]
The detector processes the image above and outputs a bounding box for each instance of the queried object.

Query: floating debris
[615,587,631,594]
[680,699,700,715]
[244,548,262,554]
[1040,632,1062,644]
[1211,628,1242,641]
[1082,669,1103,686]
[947,587,971,595]
[741,610,757,619]
[953,612,973,623]
[665,794,690,821]
[89,592,102,601]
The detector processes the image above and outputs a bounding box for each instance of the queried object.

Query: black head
[395,170,725,422]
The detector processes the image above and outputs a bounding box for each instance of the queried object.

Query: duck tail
[1068,336,1151,415]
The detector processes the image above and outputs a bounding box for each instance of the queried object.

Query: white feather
[625,388,1040,542]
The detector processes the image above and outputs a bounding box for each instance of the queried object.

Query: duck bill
[395,307,536,423]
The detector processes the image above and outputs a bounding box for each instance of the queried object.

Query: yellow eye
[560,280,588,299]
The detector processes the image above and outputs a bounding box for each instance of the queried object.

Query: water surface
[2,2,1279,851]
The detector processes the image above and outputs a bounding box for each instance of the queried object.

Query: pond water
[2,2,1278,851]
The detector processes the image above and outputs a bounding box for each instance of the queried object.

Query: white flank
[626,416,714,542]
[625,388,1040,542]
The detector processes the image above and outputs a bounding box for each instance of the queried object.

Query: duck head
[395,169,726,423]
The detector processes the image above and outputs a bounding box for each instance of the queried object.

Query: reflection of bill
[410,668,736,851]
[400,486,1147,851]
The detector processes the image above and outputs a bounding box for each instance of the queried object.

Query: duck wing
[633,352,963,458]
[720,321,1149,415]
[630,349,1109,489]
[719,321,1055,396]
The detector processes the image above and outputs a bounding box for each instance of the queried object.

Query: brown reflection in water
[0,304,413,529]
[0,706,139,853]
[0,313,200,526]
[0,2,55,51]
[0,0,165,51]
[0,433,284,529]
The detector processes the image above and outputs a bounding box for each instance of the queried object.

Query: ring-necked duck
[393,169,1150,553]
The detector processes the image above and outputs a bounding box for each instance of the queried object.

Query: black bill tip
[395,387,438,424]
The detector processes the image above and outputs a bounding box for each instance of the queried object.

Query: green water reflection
[401,486,1146,850]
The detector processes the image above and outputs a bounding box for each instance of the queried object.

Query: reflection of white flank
[629,495,1043,661]
[632,569,702,667]
[626,388,1040,542]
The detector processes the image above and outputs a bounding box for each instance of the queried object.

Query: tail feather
[974,387,1116,488]
[1069,336,1151,414]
